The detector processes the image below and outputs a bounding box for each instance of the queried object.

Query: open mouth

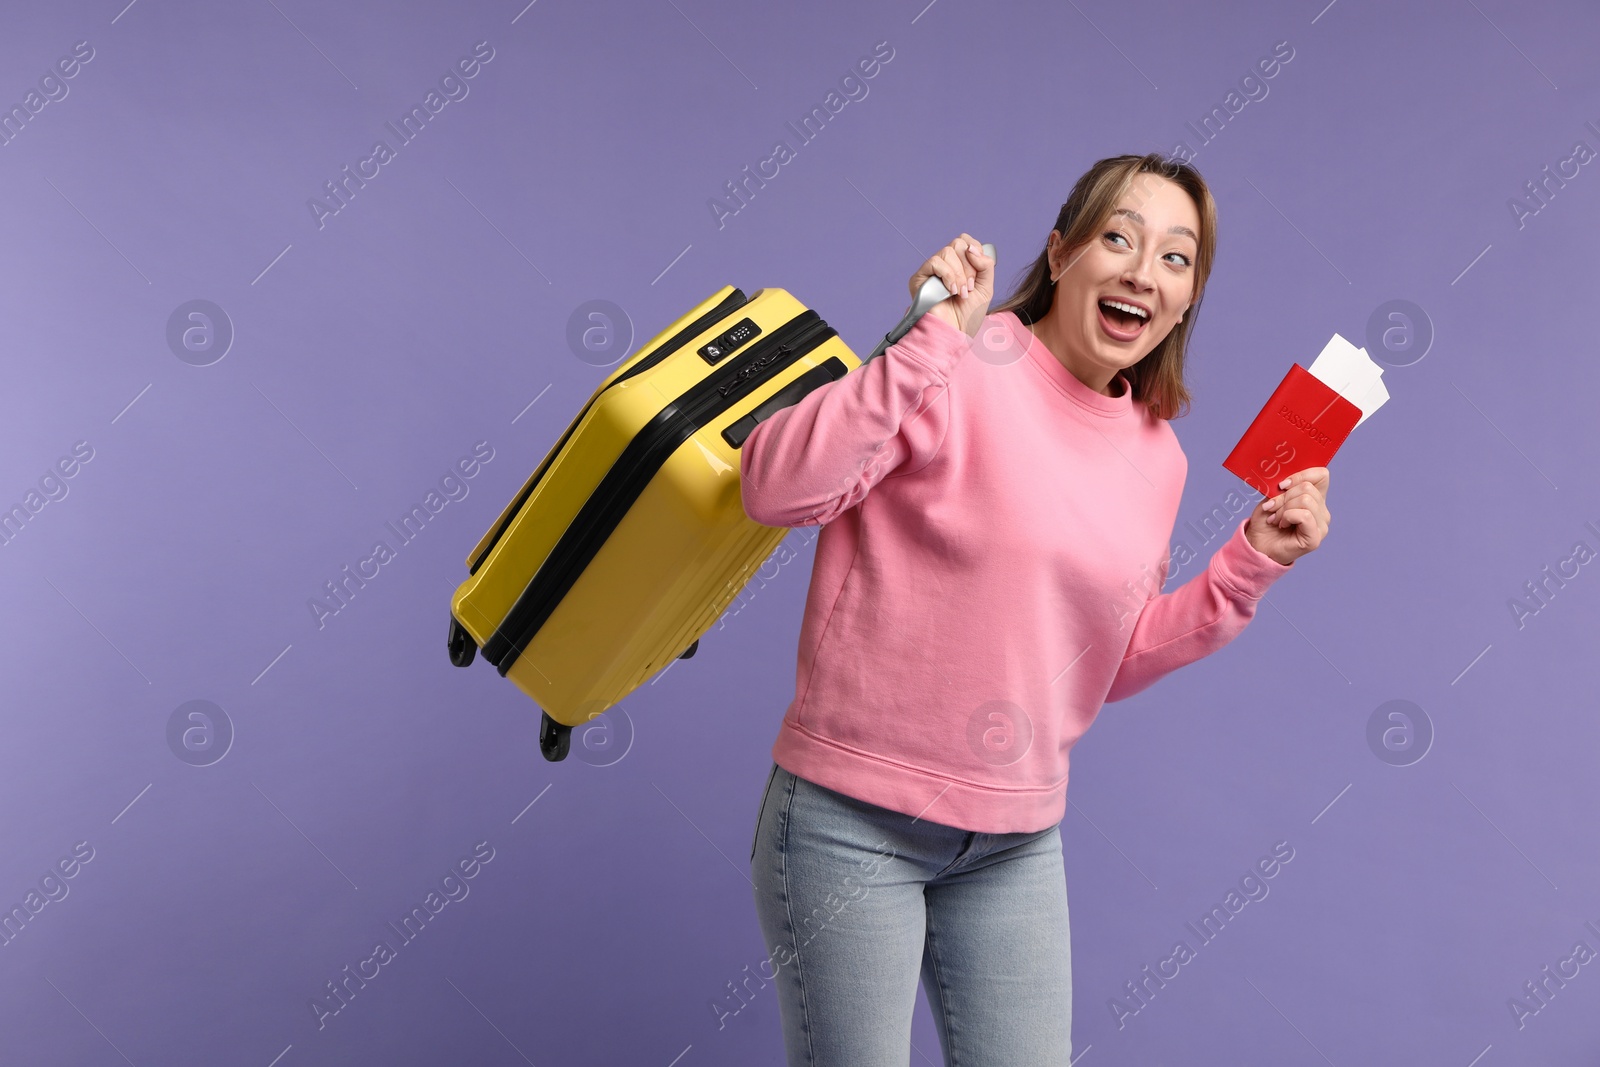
[1097,298,1148,340]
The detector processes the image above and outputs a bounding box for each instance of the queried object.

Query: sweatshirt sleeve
[738,310,967,528]
[1103,517,1293,703]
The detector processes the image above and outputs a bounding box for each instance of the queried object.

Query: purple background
[3,0,1598,1063]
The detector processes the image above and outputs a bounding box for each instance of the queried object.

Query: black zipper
[483,310,835,673]
[467,288,750,577]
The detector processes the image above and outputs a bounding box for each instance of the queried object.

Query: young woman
[739,152,1331,1066]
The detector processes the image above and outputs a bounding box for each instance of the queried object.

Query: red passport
[1222,362,1362,499]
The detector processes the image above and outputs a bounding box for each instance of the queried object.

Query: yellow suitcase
[448,251,990,761]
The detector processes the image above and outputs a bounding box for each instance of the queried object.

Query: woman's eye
[1104,229,1190,266]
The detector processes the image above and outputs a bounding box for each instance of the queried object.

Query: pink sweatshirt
[739,308,1294,834]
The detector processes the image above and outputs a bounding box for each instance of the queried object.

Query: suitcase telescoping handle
[864,242,996,364]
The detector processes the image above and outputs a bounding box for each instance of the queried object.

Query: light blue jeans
[750,761,1073,1065]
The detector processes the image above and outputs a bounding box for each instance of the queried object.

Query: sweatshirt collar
[1001,310,1134,418]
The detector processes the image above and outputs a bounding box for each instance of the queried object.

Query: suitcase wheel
[539,712,571,762]
[678,638,699,660]
[447,615,476,668]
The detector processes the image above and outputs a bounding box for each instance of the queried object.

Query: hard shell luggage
[447,248,993,762]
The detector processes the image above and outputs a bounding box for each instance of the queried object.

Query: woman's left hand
[1245,467,1330,566]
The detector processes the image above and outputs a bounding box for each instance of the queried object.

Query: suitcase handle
[723,356,850,449]
[864,242,996,364]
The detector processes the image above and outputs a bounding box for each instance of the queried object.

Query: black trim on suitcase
[467,288,752,577]
[482,311,837,674]
[721,357,849,449]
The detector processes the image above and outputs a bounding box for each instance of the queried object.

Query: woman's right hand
[909,234,993,337]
